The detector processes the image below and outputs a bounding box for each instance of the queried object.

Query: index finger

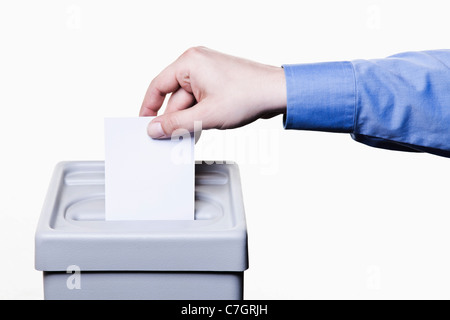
[139,63,181,117]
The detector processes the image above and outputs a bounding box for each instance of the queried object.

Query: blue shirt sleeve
[283,50,450,157]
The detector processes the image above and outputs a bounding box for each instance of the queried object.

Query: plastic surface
[35,161,248,272]
[43,271,243,300]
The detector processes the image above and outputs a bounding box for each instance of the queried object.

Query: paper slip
[104,117,194,220]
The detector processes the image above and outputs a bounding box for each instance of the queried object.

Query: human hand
[140,47,287,139]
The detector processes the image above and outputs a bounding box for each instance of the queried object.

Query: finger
[139,64,181,117]
[147,100,213,139]
[165,87,196,114]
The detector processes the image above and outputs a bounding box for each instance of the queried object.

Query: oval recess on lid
[65,193,223,222]
[64,172,105,186]
[195,171,228,185]
[64,171,227,186]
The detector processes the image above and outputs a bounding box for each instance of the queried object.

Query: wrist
[259,66,287,116]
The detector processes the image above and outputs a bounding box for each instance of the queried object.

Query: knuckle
[149,79,162,96]
[149,78,157,88]
[164,113,181,133]
[182,46,207,60]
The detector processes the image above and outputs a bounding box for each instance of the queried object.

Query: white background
[1,0,449,299]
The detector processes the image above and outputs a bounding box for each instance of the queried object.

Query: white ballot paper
[104,117,194,220]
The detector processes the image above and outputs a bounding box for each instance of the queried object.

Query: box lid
[35,161,248,272]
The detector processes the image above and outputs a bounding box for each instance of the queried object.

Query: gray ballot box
[35,161,248,300]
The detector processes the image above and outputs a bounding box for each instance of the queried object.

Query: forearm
[284,49,450,156]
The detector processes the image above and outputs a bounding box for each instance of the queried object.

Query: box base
[43,271,244,300]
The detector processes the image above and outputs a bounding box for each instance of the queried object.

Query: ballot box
[35,161,248,300]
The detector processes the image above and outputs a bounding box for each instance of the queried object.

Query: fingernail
[147,121,166,139]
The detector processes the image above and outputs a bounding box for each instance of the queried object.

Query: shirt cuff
[283,61,356,133]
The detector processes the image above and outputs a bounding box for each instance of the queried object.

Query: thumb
[147,101,212,139]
